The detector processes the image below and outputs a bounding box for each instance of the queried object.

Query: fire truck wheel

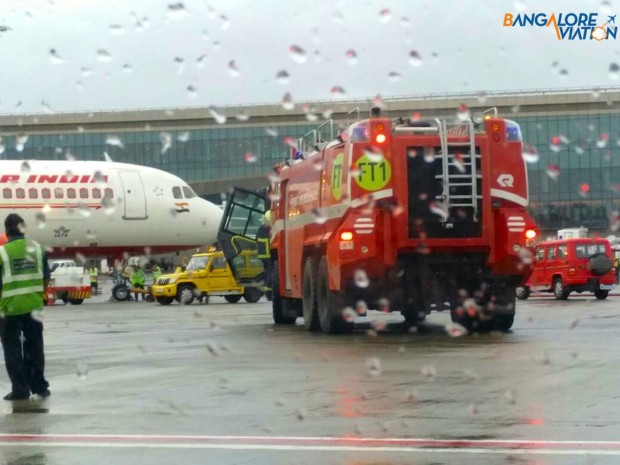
[243,287,263,303]
[590,254,613,276]
[156,297,174,305]
[515,286,530,300]
[317,257,353,334]
[225,295,242,304]
[302,257,320,332]
[553,277,569,300]
[272,259,297,325]
[594,289,609,300]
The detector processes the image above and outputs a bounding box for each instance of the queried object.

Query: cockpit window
[183,186,197,199]
[172,186,183,199]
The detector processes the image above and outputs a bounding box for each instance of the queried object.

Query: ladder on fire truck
[437,119,482,222]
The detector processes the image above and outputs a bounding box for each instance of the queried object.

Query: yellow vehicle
[151,249,264,305]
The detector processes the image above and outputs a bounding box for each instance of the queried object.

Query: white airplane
[0,159,223,259]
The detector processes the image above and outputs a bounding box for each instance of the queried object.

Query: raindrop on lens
[208,106,227,124]
[228,60,240,77]
[76,362,89,379]
[177,131,190,142]
[546,163,560,180]
[276,70,290,85]
[388,71,402,82]
[81,67,93,77]
[105,135,124,148]
[122,64,133,73]
[16,135,28,152]
[21,161,31,173]
[49,48,64,64]
[345,49,358,65]
[522,144,539,163]
[456,104,470,122]
[244,153,257,163]
[379,8,392,23]
[160,132,172,154]
[35,213,46,229]
[108,24,124,35]
[409,50,422,67]
[353,269,370,288]
[330,85,345,96]
[366,357,382,376]
[281,92,295,110]
[311,209,327,224]
[167,2,188,20]
[186,85,198,98]
[288,45,307,63]
[610,63,619,80]
[96,49,113,63]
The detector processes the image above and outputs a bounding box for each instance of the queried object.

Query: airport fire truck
[218,108,537,333]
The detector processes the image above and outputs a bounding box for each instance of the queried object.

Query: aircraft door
[217,188,266,284]
[119,171,148,220]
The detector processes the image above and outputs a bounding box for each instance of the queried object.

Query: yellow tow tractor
[151,248,264,305]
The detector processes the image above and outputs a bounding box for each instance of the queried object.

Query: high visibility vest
[90,268,98,282]
[0,238,45,316]
[152,268,161,281]
[131,270,145,286]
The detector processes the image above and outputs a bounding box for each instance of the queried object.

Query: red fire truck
[218,108,537,333]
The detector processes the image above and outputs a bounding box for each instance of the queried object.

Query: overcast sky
[0,0,618,114]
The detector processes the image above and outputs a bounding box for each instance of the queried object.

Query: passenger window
[92,188,101,199]
[104,188,114,199]
[546,246,556,260]
[3,188,12,199]
[182,186,197,199]
[575,244,587,258]
[536,248,544,261]
[29,188,38,199]
[42,188,51,199]
[16,188,25,199]
[80,188,88,199]
[173,186,183,199]
[55,188,64,199]
[210,257,228,270]
[67,188,76,199]
[558,245,568,259]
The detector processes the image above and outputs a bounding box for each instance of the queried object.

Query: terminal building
[0,87,618,235]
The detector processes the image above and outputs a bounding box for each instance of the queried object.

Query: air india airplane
[0,159,223,259]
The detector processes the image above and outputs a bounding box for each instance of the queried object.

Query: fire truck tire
[156,297,174,305]
[177,285,195,305]
[515,286,530,300]
[225,295,242,304]
[589,254,613,276]
[594,289,609,300]
[553,277,569,300]
[272,259,297,325]
[317,257,353,334]
[69,299,83,305]
[493,314,515,331]
[302,257,320,332]
[243,287,263,303]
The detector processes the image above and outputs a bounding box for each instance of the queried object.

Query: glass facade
[1,110,618,234]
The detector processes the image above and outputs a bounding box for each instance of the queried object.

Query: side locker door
[217,188,266,284]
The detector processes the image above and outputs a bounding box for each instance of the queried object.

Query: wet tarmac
[1,292,620,464]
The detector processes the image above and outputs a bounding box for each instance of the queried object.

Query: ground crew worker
[131,265,146,301]
[0,214,51,401]
[89,266,98,294]
[256,210,272,300]
[152,264,162,284]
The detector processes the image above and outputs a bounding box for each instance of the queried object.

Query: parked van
[516,237,615,300]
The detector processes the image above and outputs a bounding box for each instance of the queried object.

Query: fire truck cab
[218,108,537,333]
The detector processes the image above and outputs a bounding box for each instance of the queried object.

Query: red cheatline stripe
[1,434,620,450]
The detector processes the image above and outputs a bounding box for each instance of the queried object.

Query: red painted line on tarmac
[1,434,620,451]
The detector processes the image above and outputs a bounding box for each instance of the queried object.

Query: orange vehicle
[218,108,537,333]
[516,233,616,300]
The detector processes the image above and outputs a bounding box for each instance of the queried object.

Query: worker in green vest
[130,265,146,301]
[0,214,51,401]
[151,264,162,284]
[89,267,98,294]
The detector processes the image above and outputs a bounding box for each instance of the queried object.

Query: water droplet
[167,2,188,20]
[265,128,278,137]
[330,85,345,96]
[122,64,133,73]
[371,320,387,332]
[522,143,539,163]
[296,407,307,421]
[388,71,402,82]
[105,135,124,148]
[80,67,93,78]
[379,8,392,23]
[76,362,89,379]
[220,14,230,30]
[236,111,250,122]
[445,322,468,337]
[421,365,436,381]
[174,56,185,74]
[228,60,240,77]
[312,209,327,224]
[244,153,257,163]
[77,203,92,218]
[49,48,64,65]
[559,68,569,78]
[353,269,370,288]
[160,132,172,154]
[453,153,466,173]
[208,106,227,124]
[409,50,422,67]
[15,134,28,152]
[0,140,5,156]
[456,104,470,122]
[186,84,198,98]
[400,16,411,27]
[21,161,31,172]
[96,49,113,63]
[596,133,609,148]
[177,131,190,142]
[430,202,449,221]
[283,137,297,149]
[288,45,307,63]
[280,92,294,110]
[366,357,382,377]
[356,300,368,315]
[196,54,207,68]
[35,212,46,229]
[275,70,290,85]
[579,183,590,197]
[468,403,479,416]
[424,146,436,163]
[342,307,356,323]
[345,49,358,65]
[109,24,124,35]
[546,163,560,181]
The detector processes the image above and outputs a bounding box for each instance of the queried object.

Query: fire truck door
[216,188,267,284]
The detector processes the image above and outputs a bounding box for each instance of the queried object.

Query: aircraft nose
[199,199,223,245]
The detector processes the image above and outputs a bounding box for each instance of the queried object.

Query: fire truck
[218,108,537,333]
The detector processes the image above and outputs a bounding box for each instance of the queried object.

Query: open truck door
[217,188,267,285]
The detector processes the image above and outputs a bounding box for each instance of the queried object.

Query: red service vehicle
[218,108,537,333]
[516,229,616,300]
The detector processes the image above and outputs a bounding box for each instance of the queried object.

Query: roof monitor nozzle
[370,107,381,118]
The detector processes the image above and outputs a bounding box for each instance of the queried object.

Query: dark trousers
[133,284,145,301]
[0,313,49,396]
[91,281,98,294]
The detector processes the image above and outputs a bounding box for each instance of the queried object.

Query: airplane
[0,25,11,33]
[609,15,616,24]
[0,160,223,260]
